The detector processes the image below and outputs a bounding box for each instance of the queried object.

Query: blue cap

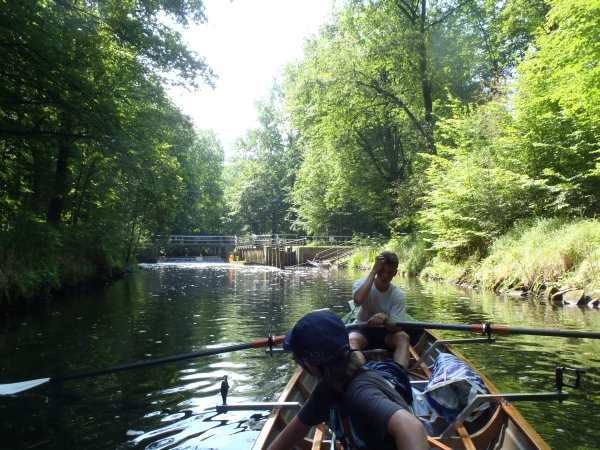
[283,312,350,366]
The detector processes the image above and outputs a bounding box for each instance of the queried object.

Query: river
[1,263,599,449]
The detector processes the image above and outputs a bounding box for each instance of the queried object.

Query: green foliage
[417,0,600,260]
[223,85,296,235]
[509,0,600,214]
[387,234,432,277]
[283,0,513,235]
[482,0,551,79]
[0,220,61,305]
[417,218,600,292]
[523,0,600,134]
[347,232,432,277]
[0,0,225,305]
[419,102,555,258]
[419,257,467,282]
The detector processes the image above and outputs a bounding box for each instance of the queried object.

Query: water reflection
[0,263,599,449]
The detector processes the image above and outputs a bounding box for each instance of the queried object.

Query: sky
[168,0,336,151]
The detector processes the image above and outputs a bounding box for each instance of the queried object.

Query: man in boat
[349,251,411,368]
[267,311,428,450]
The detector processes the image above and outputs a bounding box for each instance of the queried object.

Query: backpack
[421,353,489,422]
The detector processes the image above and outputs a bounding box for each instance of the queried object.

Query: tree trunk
[30,117,46,217]
[419,0,433,127]
[47,115,72,227]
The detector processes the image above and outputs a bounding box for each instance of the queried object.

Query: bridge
[153,234,355,267]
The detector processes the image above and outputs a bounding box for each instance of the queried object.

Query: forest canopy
[0,0,223,303]
[2,0,600,304]
[225,0,599,260]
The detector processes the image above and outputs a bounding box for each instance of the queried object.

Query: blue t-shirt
[298,369,409,449]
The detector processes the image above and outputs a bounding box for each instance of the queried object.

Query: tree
[0,0,214,227]
[223,86,298,235]
[0,0,225,302]
[509,0,600,216]
[284,0,503,233]
[419,102,554,257]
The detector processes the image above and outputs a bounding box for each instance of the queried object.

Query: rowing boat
[252,321,554,450]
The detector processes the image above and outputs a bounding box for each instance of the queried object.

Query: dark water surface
[1,263,599,449]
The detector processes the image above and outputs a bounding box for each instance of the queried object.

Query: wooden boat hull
[253,327,549,450]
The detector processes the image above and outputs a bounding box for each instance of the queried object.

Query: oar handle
[471,324,509,335]
[252,335,285,348]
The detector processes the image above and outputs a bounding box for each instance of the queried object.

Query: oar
[346,320,600,339]
[0,334,285,396]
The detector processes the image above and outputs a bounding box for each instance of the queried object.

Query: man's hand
[368,312,388,327]
[371,255,386,276]
[354,254,388,307]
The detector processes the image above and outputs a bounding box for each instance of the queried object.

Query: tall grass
[476,218,600,291]
[352,218,600,293]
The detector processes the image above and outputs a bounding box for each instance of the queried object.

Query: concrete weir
[152,234,355,269]
[237,246,352,269]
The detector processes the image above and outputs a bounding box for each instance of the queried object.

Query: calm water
[1,263,599,449]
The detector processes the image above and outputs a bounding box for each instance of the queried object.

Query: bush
[0,220,61,306]
[388,234,432,276]
[0,219,130,309]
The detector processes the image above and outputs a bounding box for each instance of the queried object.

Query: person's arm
[353,255,386,306]
[266,415,312,450]
[386,409,428,450]
[383,289,405,332]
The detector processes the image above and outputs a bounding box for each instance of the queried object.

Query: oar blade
[0,378,50,395]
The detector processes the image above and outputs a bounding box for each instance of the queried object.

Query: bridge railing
[154,234,355,248]
[236,234,354,248]
[155,235,235,246]
[314,246,357,261]
[304,235,353,246]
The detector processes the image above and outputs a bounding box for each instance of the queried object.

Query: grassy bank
[0,220,130,311]
[349,218,600,294]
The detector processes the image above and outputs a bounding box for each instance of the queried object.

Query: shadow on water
[1,263,599,449]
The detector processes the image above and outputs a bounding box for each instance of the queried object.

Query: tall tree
[0,0,225,303]
[223,86,298,235]
[509,0,600,215]
[284,0,501,233]
[0,0,215,227]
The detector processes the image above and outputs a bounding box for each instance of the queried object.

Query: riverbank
[349,218,600,305]
[0,221,132,312]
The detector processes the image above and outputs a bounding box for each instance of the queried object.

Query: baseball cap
[283,311,350,366]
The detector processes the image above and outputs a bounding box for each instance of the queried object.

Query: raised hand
[371,255,386,276]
